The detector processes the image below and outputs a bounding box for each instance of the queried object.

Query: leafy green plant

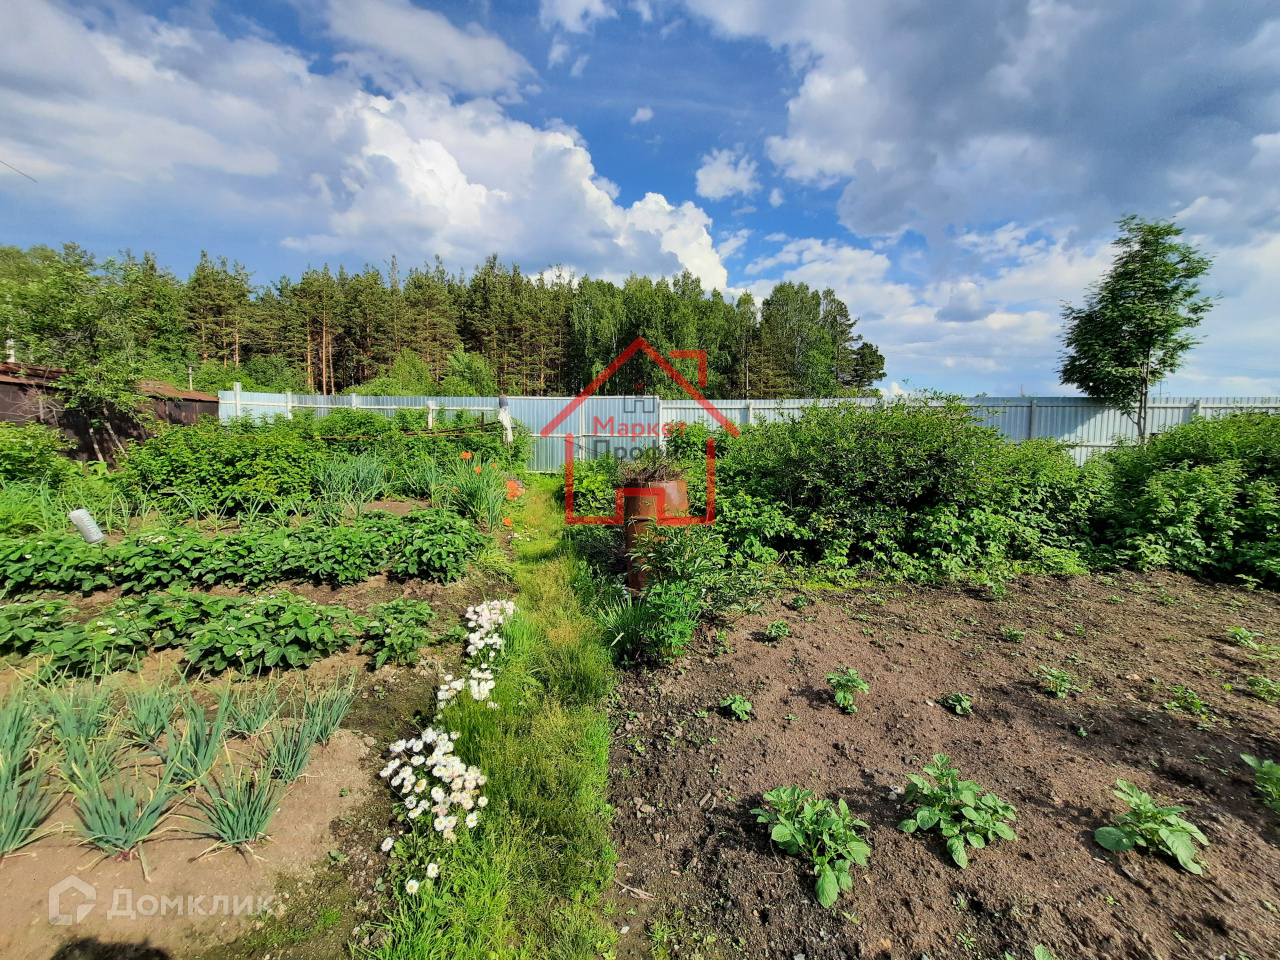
[0,690,58,858]
[69,764,178,880]
[897,754,1018,869]
[786,594,811,611]
[0,535,112,595]
[387,509,487,583]
[185,591,366,674]
[442,460,507,531]
[826,667,869,714]
[45,680,114,742]
[1094,779,1209,874]
[751,786,871,908]
[1245,676,1280,704]
[720,694,752,721]
[1228,626,1262,645]
[1241,754,1280,816]
[1000,627,1026,642]
[1164,685,1209,717]
[764,620,790,640]
[59,734,124,789]
[939,692,973,716]
[1036,667,1080,698]
[264,720,313,784]
[362,598,439,668]
[185,766,283,853]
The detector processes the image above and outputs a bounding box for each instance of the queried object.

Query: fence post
[233,381,242,419]
[428,403,435,429]
[1027,397,1038,440]
[350,394,359,409]
[284,391,293,420]
[746,400,754,427]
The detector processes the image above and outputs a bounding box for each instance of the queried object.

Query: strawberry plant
[751,785,871,908]
[720,694,752,720]
[898,754,1018,869]
[185,592,367,673]
[0,536,111,595]
[362,598,439,668]
[1094,779,1208,874]
[387,510,486,583]
[826,667,869,714]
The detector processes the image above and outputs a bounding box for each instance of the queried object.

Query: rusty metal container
[624,479,689,592]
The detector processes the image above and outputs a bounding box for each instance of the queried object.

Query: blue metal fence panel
[219,388,1280,470]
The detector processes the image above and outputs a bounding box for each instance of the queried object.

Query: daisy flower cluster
[378,726,488,843]
[436,599,516,706]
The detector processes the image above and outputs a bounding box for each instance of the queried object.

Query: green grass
[371,477,617,960]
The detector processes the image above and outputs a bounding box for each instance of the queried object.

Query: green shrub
[0,422,76,486]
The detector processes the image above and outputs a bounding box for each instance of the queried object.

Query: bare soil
[606,571,1280,960]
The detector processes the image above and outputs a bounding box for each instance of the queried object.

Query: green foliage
[363,598,439,668]
[1059,216,1213,439]
[595,578,700,663]
[1000,626,1026,642]
[897,754,1018,869]
[751,786,871,908]
[939,692,973,715]
[387,509,488,583]
[1036,667,1080,698]
[720,694,752,721]
[163,690,232,784]
[1093,779,1208,874]
[69,763,177,872]
[0,686,57,857]
[185,591,366,673]
[186,766,282,851]
[227,680,282,738]
[264,720,313,784]
[1164,684,1209,717]
[1241,754,1280,816]
[1245,676,1280,704]
[444,460,508,531]
[764,620,790,640]
[826,667,869,714]
[313,451,388,505]
[0,422,77,486]
[121,678,182,749]
[300,673,357,745]
[0,535,111,595]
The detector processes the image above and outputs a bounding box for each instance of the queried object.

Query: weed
[1036,667,1080,698]
[1245,676,1280,704]
[720,695,752,721]
[939,692,973,716]
[751,785,870,908]
[1094,780,1208,874]
[186,766,283,853]
[1241,754,1280,816]
[898,754,1018,869]
[1164,685,1209,717]
[764,620,790,640]
[826,667,870,714]
[1000,627,1026,643]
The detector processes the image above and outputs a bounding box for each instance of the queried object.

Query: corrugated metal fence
[219,385,1280,470]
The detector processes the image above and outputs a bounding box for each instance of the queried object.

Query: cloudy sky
[2,0,1278,395]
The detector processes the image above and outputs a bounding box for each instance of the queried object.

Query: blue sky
[2,0,1278,396]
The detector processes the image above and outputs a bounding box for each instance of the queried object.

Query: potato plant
[826,667,869,714]
[898,754,1018,869]
[1094,780,1209,874]
[720,694,752,721]
[1241,755,1280,817]
[752,786,871,908]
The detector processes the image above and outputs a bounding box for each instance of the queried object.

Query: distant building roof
[0,364,216,402]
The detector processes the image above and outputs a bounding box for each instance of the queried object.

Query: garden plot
[607,571,1280,960]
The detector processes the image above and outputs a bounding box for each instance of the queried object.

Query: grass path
[371,477,618,960]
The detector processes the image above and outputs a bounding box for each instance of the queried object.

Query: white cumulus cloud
[695,147,760,201]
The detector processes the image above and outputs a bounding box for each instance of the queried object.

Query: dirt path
[606,571,1280,960]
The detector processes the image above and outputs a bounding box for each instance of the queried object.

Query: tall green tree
[1059,216,1214,439]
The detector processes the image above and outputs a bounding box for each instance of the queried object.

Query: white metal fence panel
[218,386,1280,470]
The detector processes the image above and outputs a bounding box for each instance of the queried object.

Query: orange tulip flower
[461,451,473,460]
[502,517,513,527]
[474,465,482,474]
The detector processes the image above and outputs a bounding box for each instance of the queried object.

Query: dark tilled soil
[607,571,1280,960]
